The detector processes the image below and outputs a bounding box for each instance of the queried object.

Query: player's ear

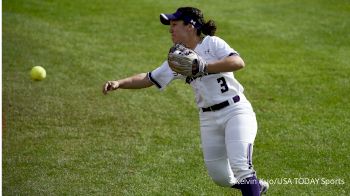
[186,23,195,32]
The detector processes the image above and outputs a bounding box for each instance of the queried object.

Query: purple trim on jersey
[148,72,161,89]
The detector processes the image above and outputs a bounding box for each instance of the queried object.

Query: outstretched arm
[102,73,153,95]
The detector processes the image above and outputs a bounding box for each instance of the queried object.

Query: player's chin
[171,36,179,44]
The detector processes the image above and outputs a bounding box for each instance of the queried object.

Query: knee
[205,159,235,187]
[228,143,256,181]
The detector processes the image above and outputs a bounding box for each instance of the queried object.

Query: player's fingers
[111,81,119,90]
[102,81,111,95]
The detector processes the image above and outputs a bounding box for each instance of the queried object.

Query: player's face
[169,20,191,44]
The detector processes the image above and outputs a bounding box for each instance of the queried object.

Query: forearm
[207,55,245,73]
[117,73,153,89]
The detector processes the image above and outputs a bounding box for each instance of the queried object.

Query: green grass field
[3,0,350,195]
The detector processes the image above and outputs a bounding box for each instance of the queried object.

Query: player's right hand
[102,81,119,95]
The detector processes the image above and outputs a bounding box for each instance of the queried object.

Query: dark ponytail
[201,20,217,36]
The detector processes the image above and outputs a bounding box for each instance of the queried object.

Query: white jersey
[148,36,245,108]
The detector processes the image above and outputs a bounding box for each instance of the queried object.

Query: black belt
[202,95,240,112]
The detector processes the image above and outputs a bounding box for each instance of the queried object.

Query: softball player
[103,7,268,195]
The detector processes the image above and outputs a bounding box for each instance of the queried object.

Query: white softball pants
[199,94,257,187]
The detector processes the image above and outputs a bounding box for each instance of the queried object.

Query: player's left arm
[206,54,245,73]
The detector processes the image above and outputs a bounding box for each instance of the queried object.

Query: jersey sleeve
[211,36,239,60]
[147,60,185,91]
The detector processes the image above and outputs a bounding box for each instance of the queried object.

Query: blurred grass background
[3,0,350,195]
